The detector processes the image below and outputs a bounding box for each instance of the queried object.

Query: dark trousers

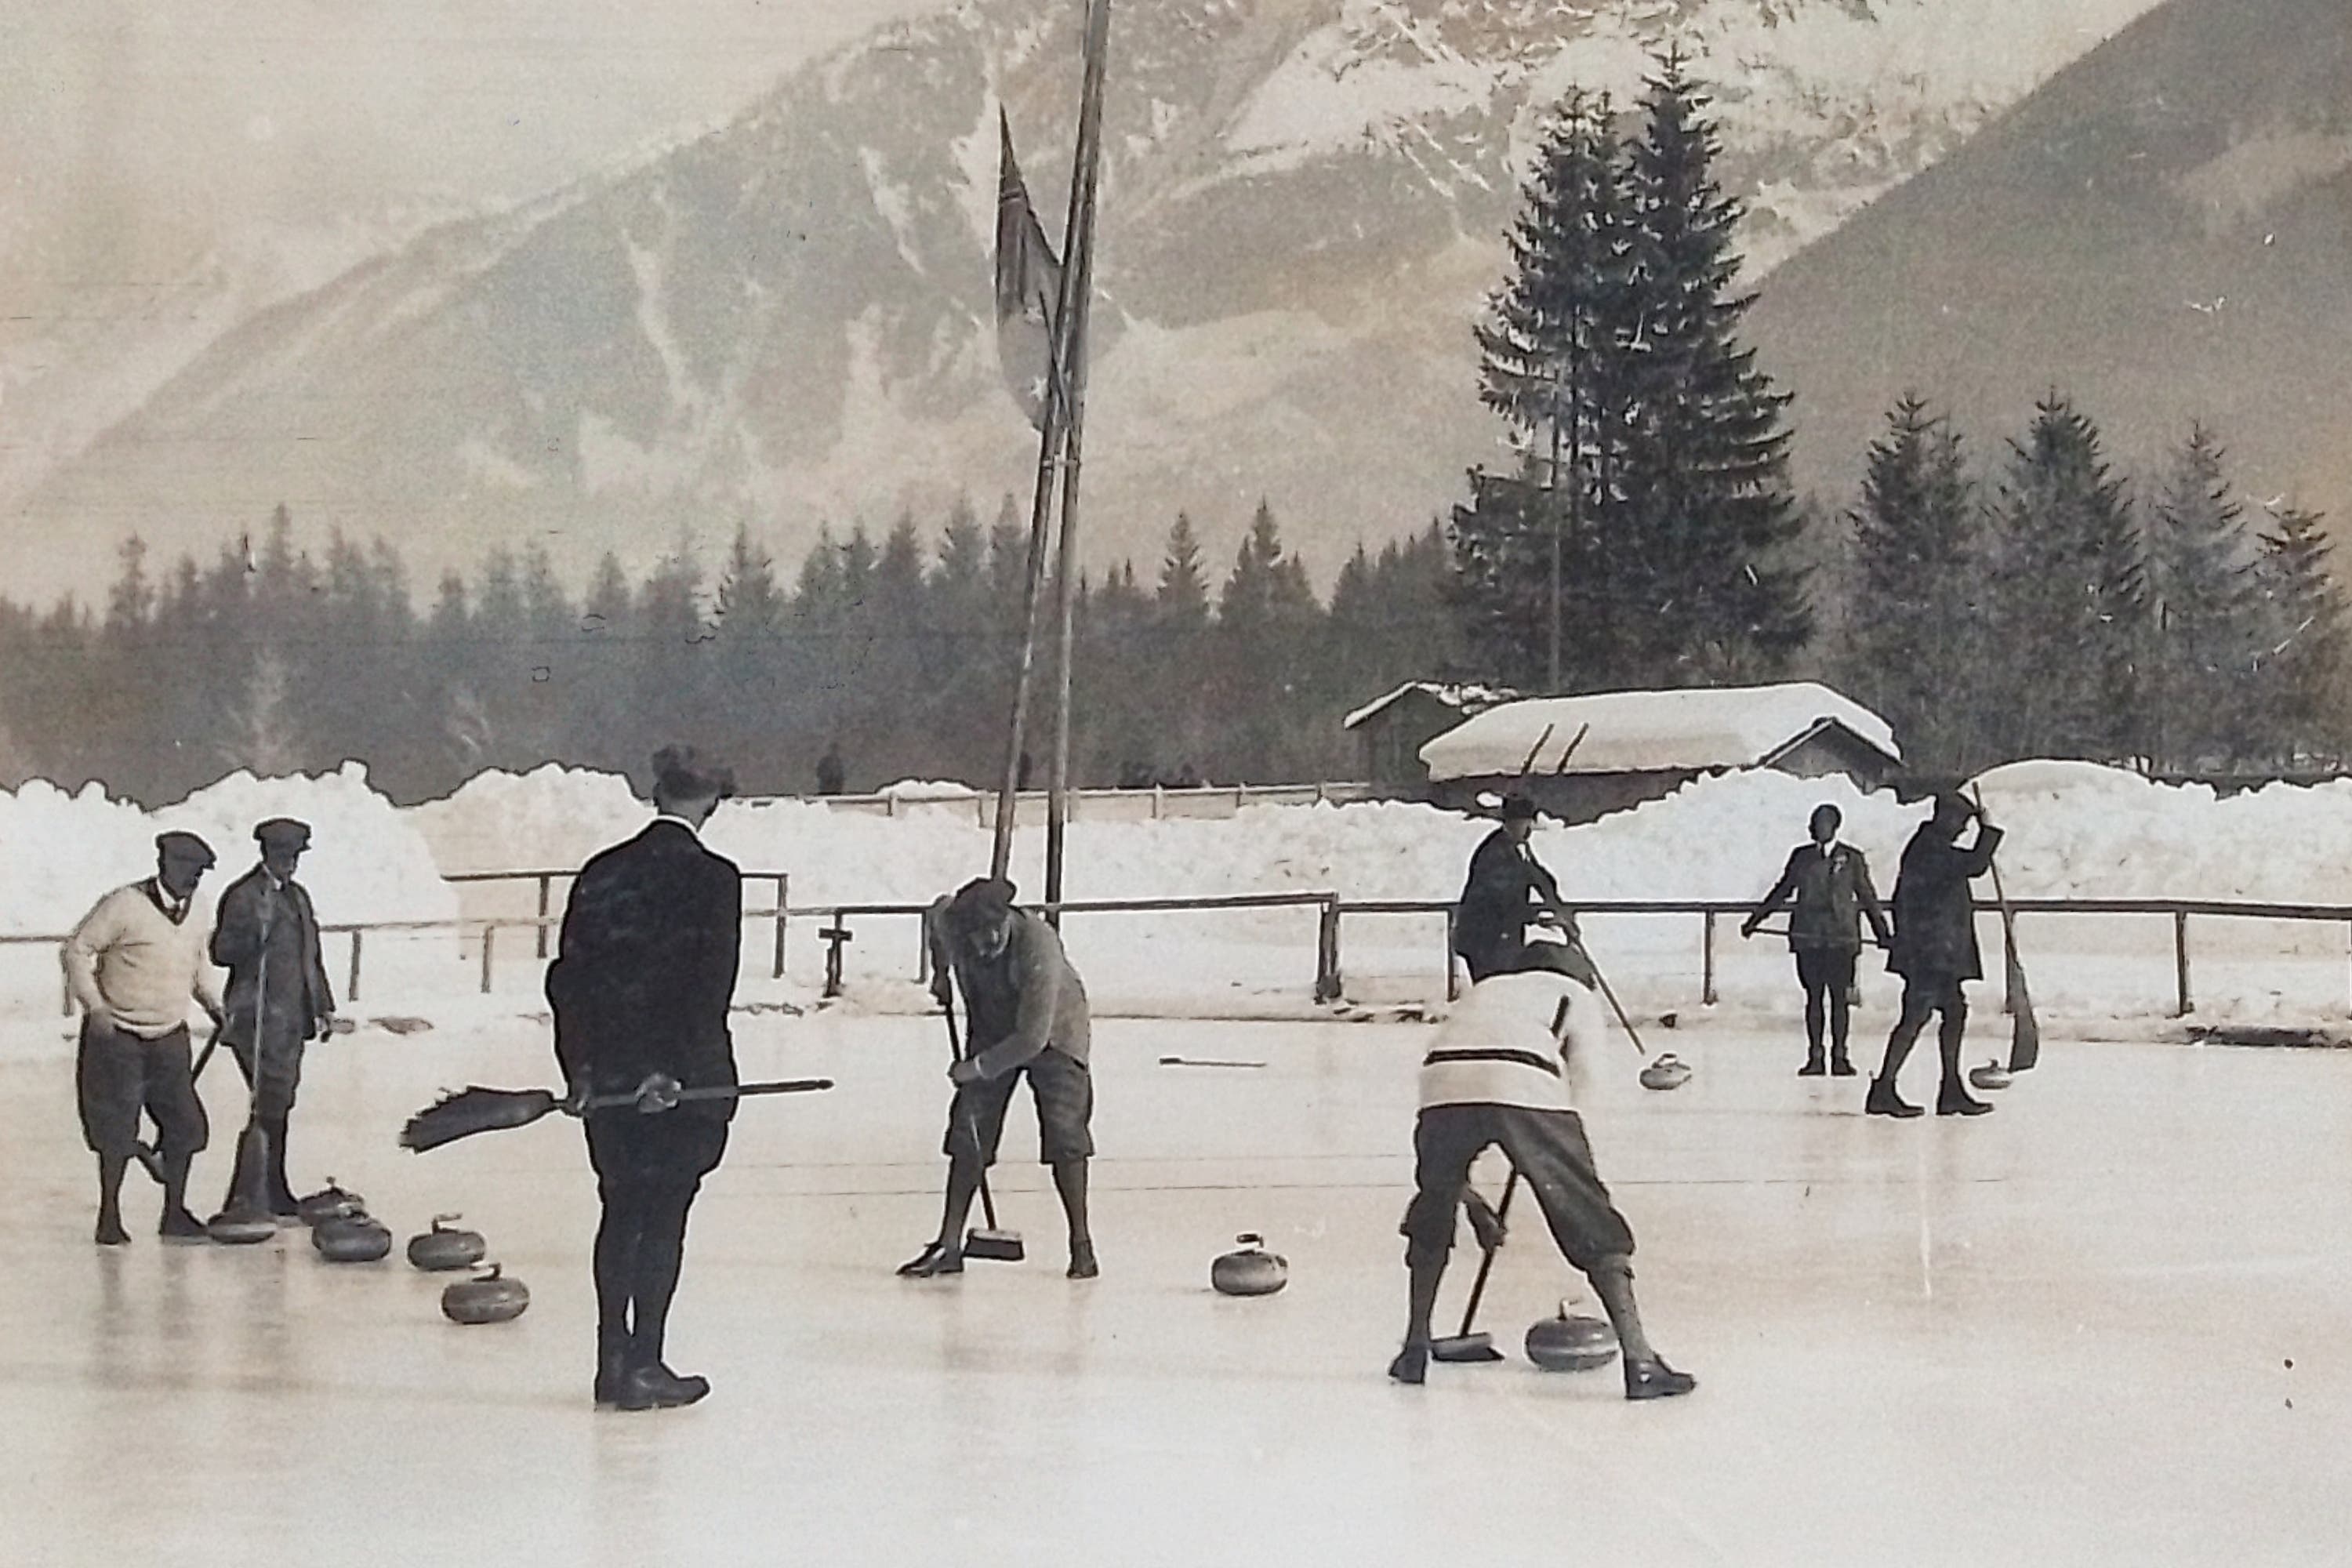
[1879,975,1969,1087]
[77,1018,208,1160]
[1794,946,1859,1059]
[586,1112,728,1373]
[1400,1104,1634,1272]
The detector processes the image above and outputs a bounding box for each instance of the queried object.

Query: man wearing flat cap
[1453,794,1595,987]
[900,875,1098,1280]
[64,832,226,1244]
[548,747,742,1412]
[211,817,336,1220]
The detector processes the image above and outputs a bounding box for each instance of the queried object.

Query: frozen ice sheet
[6,1011,2352,1566]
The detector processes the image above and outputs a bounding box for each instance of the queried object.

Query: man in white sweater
[1388,967,1695,1398]
[64,832,227,1245]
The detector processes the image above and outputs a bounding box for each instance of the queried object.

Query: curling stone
[442,1263,530,1325]
[1524,1305,1618,1372]
[297,1181,366,1226]
[312,1213,393,1263]
[1639,1053,1693,1092]
[1968,1060,2013,1092]
[208,1211,277,1246]
[406,1214,488,1272]
[1210,1233,1288,1298]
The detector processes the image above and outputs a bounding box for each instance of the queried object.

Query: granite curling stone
[1639,1053,1693,1092]
[406,1215,488,1272]
[313,1213,393,1263]
[297,1181,366,1226]
[1968,1060,2013,1091]
[1210,1233,1288,1297]
[442,1263,530,1324]
[1524,1305,1618,1372]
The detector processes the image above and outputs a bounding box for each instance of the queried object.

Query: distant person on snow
[64,832,226,1245]
[1741,804,1892,1077]
[1453,794,1596,987]
[1388,967,1694,1399]
[1870,793,2003,1119]
[211,818,337,1221]
[815,741,846,797]
[901,877,1098,1281]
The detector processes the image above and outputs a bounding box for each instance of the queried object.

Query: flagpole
[1045,0,1112,921]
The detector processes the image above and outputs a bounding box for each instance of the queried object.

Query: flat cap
[1500,793,1539,822]
[254,818,311,851]
[154,830,216,866]
[945,876,1018,931]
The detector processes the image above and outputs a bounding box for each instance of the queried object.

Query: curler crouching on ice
[1389,967,1694,1398]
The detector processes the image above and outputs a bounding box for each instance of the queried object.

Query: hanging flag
[995,110,1062,431]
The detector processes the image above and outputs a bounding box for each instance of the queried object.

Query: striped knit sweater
[1417,969,1596,1112]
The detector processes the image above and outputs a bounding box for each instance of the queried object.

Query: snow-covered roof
[1342,681,1521,731]
[1418,682,1901,782]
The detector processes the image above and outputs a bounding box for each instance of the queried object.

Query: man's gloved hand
[947,1058,985,1088]
[1464,1186,1507,1252]
[632,1073,683,1114]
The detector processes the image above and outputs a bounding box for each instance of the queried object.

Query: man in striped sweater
[64,832,227,1245]
[1388,967,1694,1399]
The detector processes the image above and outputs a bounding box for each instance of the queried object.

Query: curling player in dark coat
[1741,804,1893,1077]
[1870,793,2004,1119]
[211,817,336,1220]
[547,747,743,1411]
[1453,794,1597,987]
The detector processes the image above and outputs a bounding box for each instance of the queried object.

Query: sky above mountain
[2,0,2172,608]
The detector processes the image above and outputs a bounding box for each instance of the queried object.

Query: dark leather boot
[1865,1078,1923,1119]
[615,1363,710,1411]
[1937,1083,1993,1117]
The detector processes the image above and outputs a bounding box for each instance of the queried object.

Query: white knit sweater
[1417,970,1596,1112]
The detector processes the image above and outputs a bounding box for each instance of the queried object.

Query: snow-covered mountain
[12,0,2166,598]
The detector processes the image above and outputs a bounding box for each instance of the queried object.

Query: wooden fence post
[772,874,788,980]
[2173,910,2192,1018]
[1701,910,1718,1007]
[480,926,495,995]
[1314,898,1342,1004]
[347,930,363,1004]
[535,875,553,960]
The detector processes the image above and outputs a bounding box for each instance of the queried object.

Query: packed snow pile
[877,779,982,800]
[1421,683,1900,781]
[397,757,2352,909]
[0,764,456,936]
[408,764,654,876]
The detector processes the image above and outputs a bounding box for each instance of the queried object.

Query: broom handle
[1453,1166,1520,1338]
[942,988,1004,1232]
[1570,942,1650,1060]
[580,1077,834,1112]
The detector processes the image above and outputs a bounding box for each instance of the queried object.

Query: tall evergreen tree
[2144,426,2267,771]
[1843,397,1987,771]
[1985,395,2144,762]
[1612,51,1809,683]
[1472,88,1635,690]
[1154,512,1215,771]
[2254,504,2349,767]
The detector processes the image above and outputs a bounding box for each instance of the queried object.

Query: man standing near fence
[1871,793,2003,1119]
[64,832,227,1245]
[212,818,336,1221]
[1741,804,1893,1077]
[900,876,1098,1280]
[549,747,742,1411]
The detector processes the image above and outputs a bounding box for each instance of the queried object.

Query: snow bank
[878,779,980,800]
[1,764,456,937]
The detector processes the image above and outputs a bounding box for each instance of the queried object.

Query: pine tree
[221,648,303,778]
[1472,89,1635,690]
[2144,426,2267,771]
[1613,52,1810,683]
[1843,397,1986,770]
[1154,513,1214,772]
[1210,502,1326,782]
[2254,505,2350,767]
[1985,396,2144,762]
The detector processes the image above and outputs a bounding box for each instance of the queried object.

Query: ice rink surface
[9,1007,2352,1567]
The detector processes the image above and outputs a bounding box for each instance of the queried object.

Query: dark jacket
[1454,827,1563,964]
[946,909,1091,1079]
[211,868,333,1056]
[1887,822,2004,982]
[1748,842,1892,952]
[547,818,742,1120]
